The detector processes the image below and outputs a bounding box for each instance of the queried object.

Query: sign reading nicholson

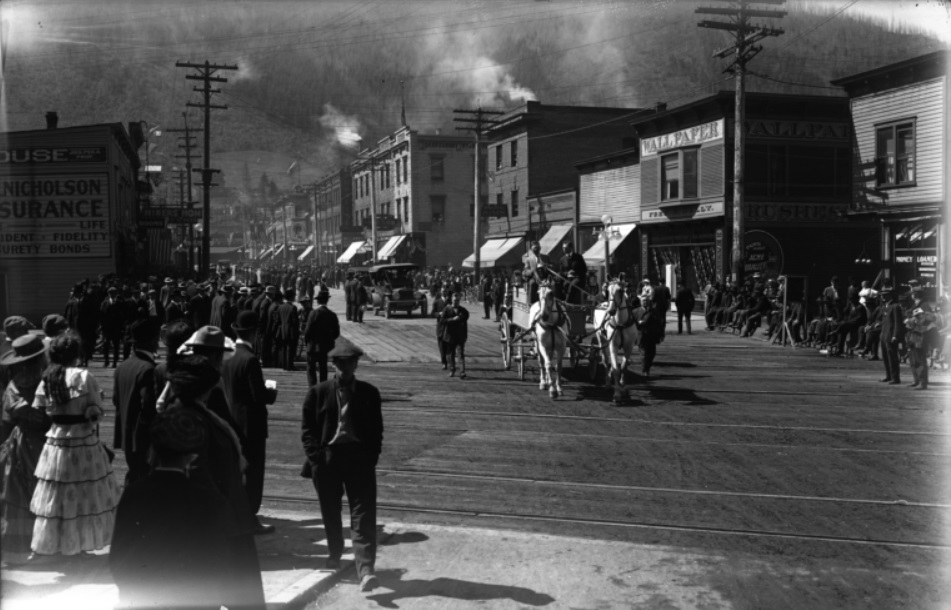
[640,119,724,157]
[0,174,111,258]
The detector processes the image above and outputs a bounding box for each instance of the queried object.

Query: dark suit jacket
[113,351,157,455]
[675,287,695,312]
[273,301,300,344]
[882,301,905,343]
[302,377,383,464]
[110,470,231,610]
[221,342,274,440]
[304,305,340,354]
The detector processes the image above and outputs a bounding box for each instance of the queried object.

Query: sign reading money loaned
[0,174,111,258]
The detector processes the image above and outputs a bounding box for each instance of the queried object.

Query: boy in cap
[301,338,382,593]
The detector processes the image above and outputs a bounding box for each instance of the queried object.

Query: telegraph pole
[697,0,784,283]
[176,60,238,278]
[166,112,201,276]
[454,107,503,282]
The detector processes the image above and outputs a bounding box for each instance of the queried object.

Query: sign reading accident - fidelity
[0,174,111,258]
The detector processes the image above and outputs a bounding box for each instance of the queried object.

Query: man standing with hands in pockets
[301,338,383,593]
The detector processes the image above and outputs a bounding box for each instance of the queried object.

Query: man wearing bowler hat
[222,311,278,534]
[113,317,160,485]
[301,338,382,593]
[879,286,905,385]
[304,287,340,386]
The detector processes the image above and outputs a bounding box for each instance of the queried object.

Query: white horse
[592,280,640,403]
[530,282,568,398]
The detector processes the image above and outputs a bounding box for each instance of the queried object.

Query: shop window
[682,149,698,198]
[430,195,445,223]
[511,189,519,217]
[661,153,679,200]
[511,141,518,167]
[430,155,445,182]
[876,121,915,187]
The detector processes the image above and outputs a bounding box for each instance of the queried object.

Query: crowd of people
[701,274,948,390]
[0,267,385,606]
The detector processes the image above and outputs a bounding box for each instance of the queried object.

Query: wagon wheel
[588,335,601,383]
[500,313,512,370]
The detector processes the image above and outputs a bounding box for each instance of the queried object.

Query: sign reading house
[0,174,111,258]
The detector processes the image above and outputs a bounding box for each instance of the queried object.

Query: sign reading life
[0,174,110,258]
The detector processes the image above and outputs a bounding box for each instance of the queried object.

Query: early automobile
[367,263,427,317]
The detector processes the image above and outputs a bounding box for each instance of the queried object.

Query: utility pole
[453,107,503,283]
[176,60,238,278]
[166,112,201,276]
[697,0,784,283]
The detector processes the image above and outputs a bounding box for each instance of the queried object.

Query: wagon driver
[558,240,587,305]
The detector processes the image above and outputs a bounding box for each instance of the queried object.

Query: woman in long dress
[0,334,51,563]
[30,333,120,557]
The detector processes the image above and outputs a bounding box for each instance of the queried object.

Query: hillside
[3,1,943,191]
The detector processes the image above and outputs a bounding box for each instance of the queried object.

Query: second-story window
[876,121,915,187]
[511,189,519,217]
[510,141,518,167]
[661,153,680,200]
[395,159,401,185]
[402,156,408,182]
[430,155,445,182]
[430,195,445,223]
[495,145,503,170]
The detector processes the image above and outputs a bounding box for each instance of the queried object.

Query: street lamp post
[598,214,621,284]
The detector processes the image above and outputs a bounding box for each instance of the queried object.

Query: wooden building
[632,92,873,299]
[831,51,948,298]
[575,147,642,281]
[0,117,139,323]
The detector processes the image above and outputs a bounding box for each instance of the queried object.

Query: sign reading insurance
[0,174,111,258]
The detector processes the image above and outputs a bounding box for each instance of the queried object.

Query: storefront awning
[462,237,525,268]
[537,223,574,257]
[273,245,285,258]
[377,235,408,261]
[582,223,637,265]
[297,245,315,261]
[337,240,366,264]
[258,247,273,260]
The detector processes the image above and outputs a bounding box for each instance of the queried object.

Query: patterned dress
[31,368,120,555]
[0,381,51,556]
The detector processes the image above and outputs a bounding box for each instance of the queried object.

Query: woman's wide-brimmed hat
[0,334,48,366]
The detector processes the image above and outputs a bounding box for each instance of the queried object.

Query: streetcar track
[264,418,950,456]
[261,493,948,550]
[268,463,948,508]
[270,407,949,437]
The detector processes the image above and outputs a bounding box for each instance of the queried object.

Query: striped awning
[337,240,366,264]
[537,223,573,257]
[462,237,525,268]
[298,245,315,261]
[582,223,637,265]
[377,235,408,261]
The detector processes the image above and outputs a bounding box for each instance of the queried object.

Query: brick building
[348,126,484,268]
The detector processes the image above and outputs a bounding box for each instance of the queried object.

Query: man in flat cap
[301,338,382,593]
